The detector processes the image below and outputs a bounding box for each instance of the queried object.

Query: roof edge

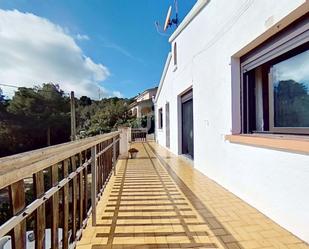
[169,0,210,43]
[133,86,158,100]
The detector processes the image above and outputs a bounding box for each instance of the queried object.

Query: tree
[0,88,7,116]
[0,83,71,156]
[36,84,70,145]
[7,84,70,145]
[75,97,132,136]
[0,83,133,157]
[79,96,92,106]
[274,80,309,127]
[85,98,129,135]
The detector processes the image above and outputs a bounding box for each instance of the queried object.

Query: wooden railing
[131,128,147,142]
[0,131,121,249]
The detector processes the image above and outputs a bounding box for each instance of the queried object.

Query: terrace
[0,130,308,249]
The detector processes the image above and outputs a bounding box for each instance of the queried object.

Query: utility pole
[70,91,76,141]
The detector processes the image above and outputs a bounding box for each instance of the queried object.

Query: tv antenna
[155,0,179,35]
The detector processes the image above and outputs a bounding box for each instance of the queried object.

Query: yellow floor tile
[76,142,309,249]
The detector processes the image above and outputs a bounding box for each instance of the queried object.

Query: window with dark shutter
[240,15,309,135]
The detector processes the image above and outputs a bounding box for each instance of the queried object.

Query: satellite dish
[164,6,172,31]
[155,1,179,35]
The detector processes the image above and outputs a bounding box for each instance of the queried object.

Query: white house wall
[155,0,309,243]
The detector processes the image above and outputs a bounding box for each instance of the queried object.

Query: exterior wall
[155,0,309,243]
[130,99,153,118]
[130,88,157,118]
[136,88,157,102]
[147,88,158,101]
[136,92,150,102]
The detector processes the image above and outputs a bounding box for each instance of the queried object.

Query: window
[158,108,163,129]
[240,16,309,135]
[270,49,309,131]
[173,42,177,69]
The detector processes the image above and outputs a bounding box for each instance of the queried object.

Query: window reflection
[272,50,309,127]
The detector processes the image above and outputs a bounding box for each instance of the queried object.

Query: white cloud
[274,50,309,86]
[76,33,89,41]
[112,91,123,98]
[0,9,122,99]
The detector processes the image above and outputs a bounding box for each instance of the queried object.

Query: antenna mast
[174,0,179,27]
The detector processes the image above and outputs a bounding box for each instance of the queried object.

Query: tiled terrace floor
[77,142,309,249]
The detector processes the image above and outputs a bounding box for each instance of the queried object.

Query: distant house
[129,87,158,118]
[155,0,309,244]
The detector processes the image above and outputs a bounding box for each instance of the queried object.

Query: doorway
[181,89,194,159]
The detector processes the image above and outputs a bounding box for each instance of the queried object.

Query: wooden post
[91,146,97,226]
[70,91,76,141]
[103,141,106,184]
[8,180,26,249]
[78,153,84,229]
[97,144,102,191]
[71,156,77,241]
[51,164,59,249]
[34,171,46,249]
[83,151,88,219]
[112,137,117,175]
[109,140,113,173]
[62,160,69,249]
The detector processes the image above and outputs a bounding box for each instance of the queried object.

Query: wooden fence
[131,128,147,142]
[0,131,120,249]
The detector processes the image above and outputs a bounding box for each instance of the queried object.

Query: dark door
[181,90,194,159]
[165,102,170,148]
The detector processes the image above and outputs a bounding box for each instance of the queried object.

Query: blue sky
[0,0,196,99]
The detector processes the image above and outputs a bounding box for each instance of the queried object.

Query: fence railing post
[8,180,26,249]
[113,137,116,175]
[91,146,97,226]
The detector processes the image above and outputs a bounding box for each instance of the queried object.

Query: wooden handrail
[0,131,120,165]
[0,131,121,249]
[0,131,120,189]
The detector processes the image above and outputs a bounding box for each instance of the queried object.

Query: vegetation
[0,84,155,225]
[77,97,131,136]
[0,83,137,157]
[274,80,309,127]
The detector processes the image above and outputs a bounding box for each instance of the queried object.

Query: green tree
[274,80,309,127]
[0,84,134,157]
[0,83,71,156]
[7,84,70,146]
[87,98,129,135]
[0,88,9,114]
[79,96,92,106]
[75,97,131,136]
